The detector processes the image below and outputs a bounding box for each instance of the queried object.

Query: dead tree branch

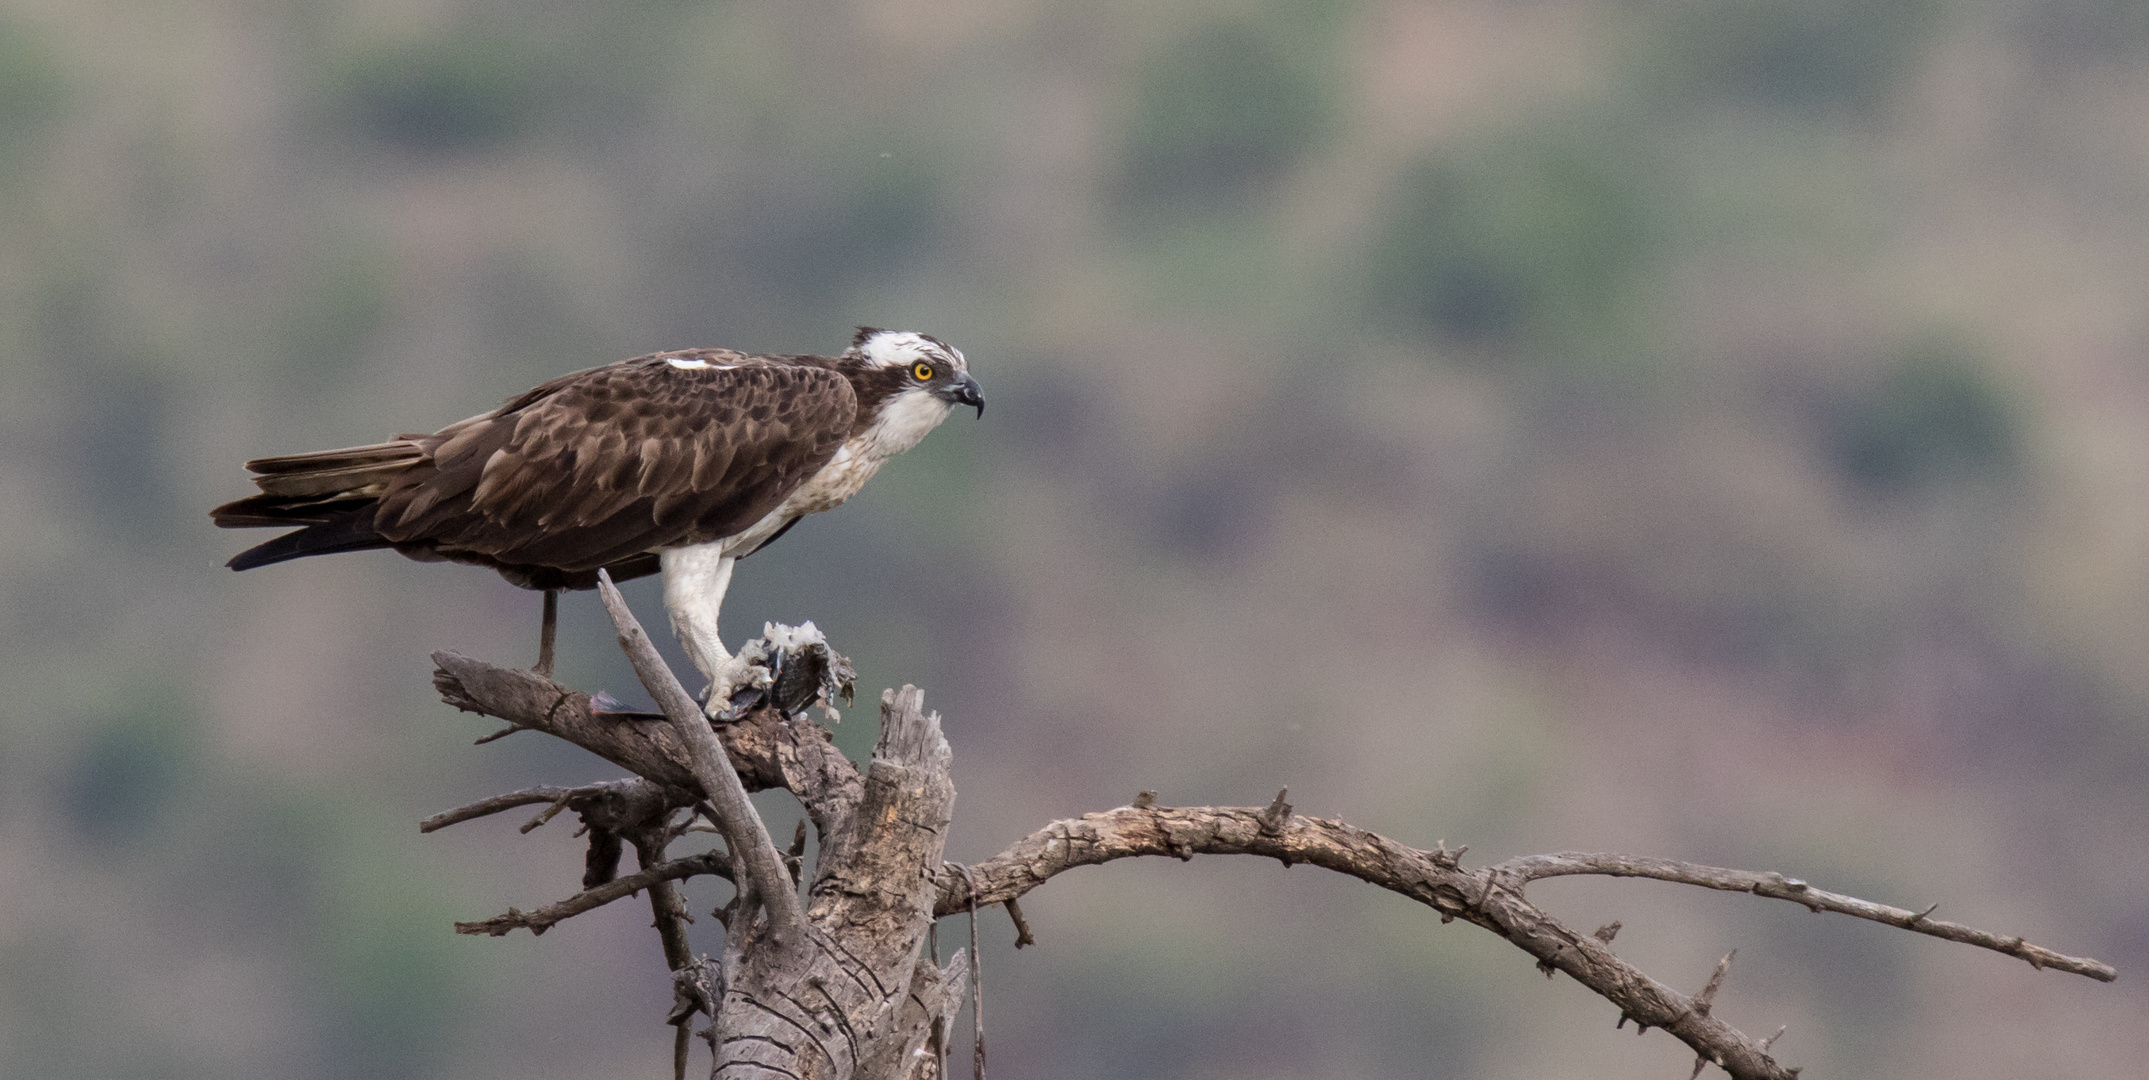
[426,639,2114,1080]
[455,849,732,937]
[430,653,860,833]
[595,569,804,946]
[925,801,2116,1080]
[1494,852,2115,980]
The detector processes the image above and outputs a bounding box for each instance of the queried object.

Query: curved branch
[425,638,2116,1079]
[934,801,2118,1080]
[1495,852,2117,982]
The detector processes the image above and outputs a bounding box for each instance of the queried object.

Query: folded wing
[213,356,858,584]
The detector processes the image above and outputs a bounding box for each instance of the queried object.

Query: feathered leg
[660,543,770,716]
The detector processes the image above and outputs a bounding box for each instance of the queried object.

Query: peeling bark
[426,636,2115,1080]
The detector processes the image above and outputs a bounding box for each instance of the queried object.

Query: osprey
[212,328,983,710]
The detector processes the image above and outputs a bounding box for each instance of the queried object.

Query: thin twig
[632,831,695,971]
[520,792,576,834]
[961,865,986,1080]
[1495,853,2116,981]
[420,783,613,833]
[1693,951,1736,1017]
[1689,951,1738,1078]
[1006,897,1036,949]
[455,850,732,937]
[785,818,807,886]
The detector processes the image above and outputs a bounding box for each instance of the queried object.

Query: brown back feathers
[213,351,860,588]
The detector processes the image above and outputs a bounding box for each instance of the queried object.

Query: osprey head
[846,327,985,418]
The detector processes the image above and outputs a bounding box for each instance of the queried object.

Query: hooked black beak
[947,372,984,418]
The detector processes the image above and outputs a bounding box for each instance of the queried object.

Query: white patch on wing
[665,357,738,370]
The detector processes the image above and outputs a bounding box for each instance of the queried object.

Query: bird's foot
[702,622,857,721]
[702,642,775,720]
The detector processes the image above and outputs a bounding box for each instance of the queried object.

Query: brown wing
[372,355,856,572]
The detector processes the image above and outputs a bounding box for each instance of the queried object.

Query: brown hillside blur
[0,1,2145,1077]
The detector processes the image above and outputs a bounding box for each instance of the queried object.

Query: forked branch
[454,849,732,937]
[426,647,2117,1080]
[594,569,804,947]
[929,799,2116,1080]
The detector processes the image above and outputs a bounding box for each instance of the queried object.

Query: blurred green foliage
[0,1,2138,1076]
[1371,136,1650,351]
[61,689,199,845]
[316,846,471,1079]
[279,245,394,376]
[1119,21,1329,212]
[758,154,947,302]
[1657,0,1940,112]
[1829,338,2018,494]
[653,148,948,334]
[335,34,543,152]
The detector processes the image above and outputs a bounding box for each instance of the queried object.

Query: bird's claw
[701,643,774,720]
[697,622,856,721]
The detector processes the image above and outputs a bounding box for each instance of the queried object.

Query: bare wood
[431,653,863,836]
[472,724,523,745]
[424,641,2113,1078]
[434,652,701,792]
[1005,897,1036,949]
[631,831,697,972]
[456,849,732,937]
[1494,852,2117,981]
[928,803,2118,1080]
[713,686,960,1080]
[594,569,805,946]
[421,782,620,833]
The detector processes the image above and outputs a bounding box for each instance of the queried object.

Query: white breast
[714,389,955,555]
[716,445,880,554]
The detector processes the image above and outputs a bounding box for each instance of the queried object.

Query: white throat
[858,390,955,459]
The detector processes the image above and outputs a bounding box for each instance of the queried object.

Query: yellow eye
[911,362,934,381]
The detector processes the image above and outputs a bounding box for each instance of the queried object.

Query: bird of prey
[212,328,983,710]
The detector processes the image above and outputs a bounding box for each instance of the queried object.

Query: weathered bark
[712,686,956,1079]
[432,651,862,833]
[427,635,2116,1080]
[433,633,965,1079]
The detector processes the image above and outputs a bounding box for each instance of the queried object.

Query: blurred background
[1,0,2146,1076]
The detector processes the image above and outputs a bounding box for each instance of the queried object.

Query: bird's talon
[700,651,775,719]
